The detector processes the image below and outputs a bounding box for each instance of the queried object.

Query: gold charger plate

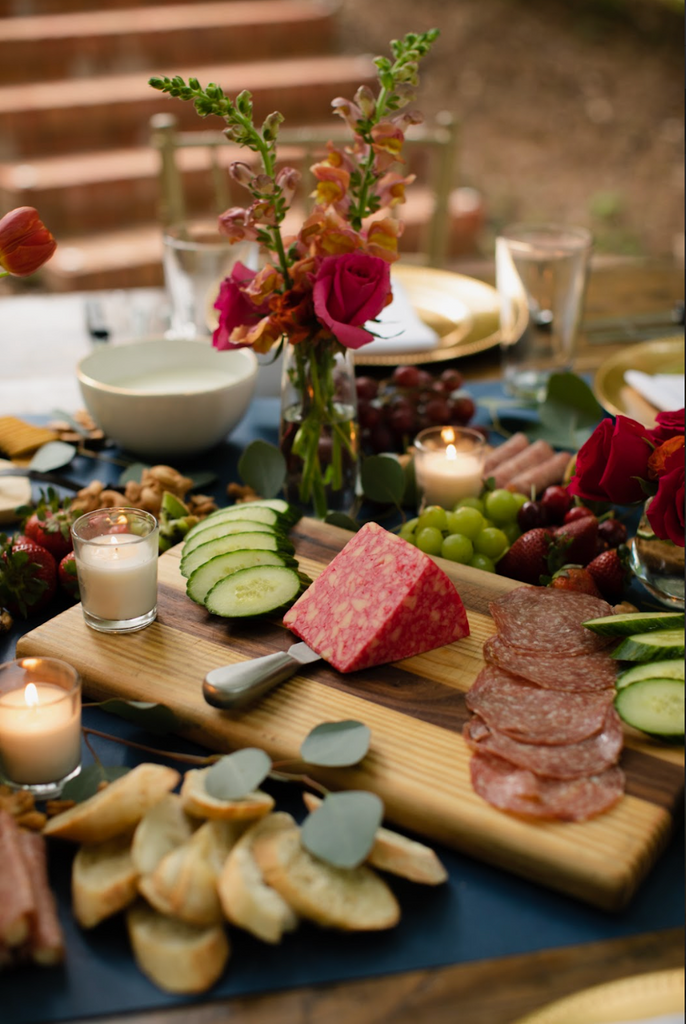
[513,968,684,1024]
[593,336,685,426]
[354,263,501,366]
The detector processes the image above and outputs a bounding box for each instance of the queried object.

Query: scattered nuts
[227,482,262,503]
[15,811,48,831]
[0,608,13,633]
[45,799,76,817]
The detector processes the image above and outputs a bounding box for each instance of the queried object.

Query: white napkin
[624,369,685,412]
[362,278,440,355]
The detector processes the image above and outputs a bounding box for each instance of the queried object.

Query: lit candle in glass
[414,426,486,510]
[0,658,81,797]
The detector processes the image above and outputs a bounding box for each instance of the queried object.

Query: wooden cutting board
[17,518,684,911]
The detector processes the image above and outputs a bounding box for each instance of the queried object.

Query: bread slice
[252,824,400,931]
[180,767,274,822]
[131,794,196,876]
[72,834,138,929]
[218,812,299,944]
[302,792,447,886]
[126,901,230,995]
[43,764,180,844]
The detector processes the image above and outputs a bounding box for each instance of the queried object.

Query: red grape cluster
[356,365,477,454]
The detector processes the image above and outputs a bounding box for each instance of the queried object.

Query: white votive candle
[414,426,486,510]
[0,675,81,786]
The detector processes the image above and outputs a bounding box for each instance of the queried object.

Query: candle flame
[446,444,457,461]
[441,427,456,444]
[24,683,39,708]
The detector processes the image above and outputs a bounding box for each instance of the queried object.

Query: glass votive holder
[0,658,82,799]
[414,426,486,512]
[71,507,159,633]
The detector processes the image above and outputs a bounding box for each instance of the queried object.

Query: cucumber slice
[186,549,296,606]
[616,659,685,690]
[182,518,281,558]
[180,531,294,578]
[220,498,301,525]
[186,505,285,541]
[583,611,685,636]
[615,679,685,737]
[611,629,685,663]
[205,565,308,618]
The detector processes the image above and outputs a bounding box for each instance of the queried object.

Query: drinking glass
[496,223,593,401]
[162,220,258,339]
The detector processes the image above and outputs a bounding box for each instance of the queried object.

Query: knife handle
[203,651,298,709]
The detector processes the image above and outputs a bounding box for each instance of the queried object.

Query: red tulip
[0,206,57,277]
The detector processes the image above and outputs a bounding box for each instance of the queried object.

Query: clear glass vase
[629,500,685,609]
[279,336,359,519]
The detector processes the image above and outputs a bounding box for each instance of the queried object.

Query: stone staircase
[0,0,471,293]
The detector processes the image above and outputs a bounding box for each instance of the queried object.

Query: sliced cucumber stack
[182,518,283,558]
[187,549,297,606]
[185,505,286,541]
[583,611,684,636]
[180,531,294,578]
[611,629,685,663]
[615,679,685,738]
[616,659,685,690]
[205,565,309,618]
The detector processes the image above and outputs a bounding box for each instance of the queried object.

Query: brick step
[0,53,375,160]
[0,1,338,85]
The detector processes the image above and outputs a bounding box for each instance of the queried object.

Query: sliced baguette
[302,792,447,886]
[72,834,138,929]
[130,794,196,876]
[252,824,400,932]
[43,764,180,844]
[218,812,299,944]
[126,901,230,995]
[180,767,274,822]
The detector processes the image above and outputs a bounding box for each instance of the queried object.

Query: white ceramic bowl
[77,339,258,460]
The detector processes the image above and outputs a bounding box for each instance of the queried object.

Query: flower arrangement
[0,207,56,279]
[569,408,685,547]
[150,29,438,516]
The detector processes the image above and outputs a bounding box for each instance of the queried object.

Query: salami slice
[465,666,615,744]
[469,751,625,821]
[464,708,623,779]
[489,587,614,655]
[483,635,618,691]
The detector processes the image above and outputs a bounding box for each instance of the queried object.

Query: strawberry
[544,565,603,598]
[58,551,80,600]
[0,534,57,617]
[586,546,631,602]
[552,514,599,567]
[21,489,77,561]
[496,528,553,585]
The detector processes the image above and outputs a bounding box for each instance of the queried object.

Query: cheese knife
[203,641,321,710]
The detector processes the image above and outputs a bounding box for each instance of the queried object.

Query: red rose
[647,463,685,546]
[212,263,268,350]
[0,206,56,277]
[312,252,391,349]
[649,408,685,445]
[568,415,653,505]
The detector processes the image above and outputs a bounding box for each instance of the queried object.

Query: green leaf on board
[204,748,272,801]
[99,699,178,735]
[360,454,405,506]
[300,719,372,767]
[324,511,360,532]
[238,440,287,499]
[29,442,76,473]
[302,790,383,868]
[529,372,604,449]
[118,462,150,487]
[61,764,130,803]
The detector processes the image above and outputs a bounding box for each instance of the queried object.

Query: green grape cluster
[399,489,528,573]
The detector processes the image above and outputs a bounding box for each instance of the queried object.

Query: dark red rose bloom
[649,408,685,445]
[647,462,685,546]
[312,252,391,349]
[568,415,653,505]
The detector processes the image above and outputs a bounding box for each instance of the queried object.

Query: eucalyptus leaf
[300,720,371,767]
[360,455,405,506]
[238,440,286,499]
[118,462,150,487]
[529,372,604,449]
[204,748,272,800]
[61,765,130,803]
[51,409,91,438]
[301,791,383,868]
[99,699,178,735]
[324,512,360,532]
[187,470,218,491]
[29,442,76,473]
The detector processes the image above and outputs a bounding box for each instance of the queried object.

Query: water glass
[496,223,593,401]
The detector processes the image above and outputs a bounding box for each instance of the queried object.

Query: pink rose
[212,263,268,350]
[649,408,685,445]
[647,463,685,546]
[568,415,653,505]
[312,252,391,349]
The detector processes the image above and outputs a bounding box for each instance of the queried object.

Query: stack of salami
[483,433,572,495]
[464,588,625,821]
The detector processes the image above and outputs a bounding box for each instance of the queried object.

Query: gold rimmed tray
[593,335,685,425]
[354,263,501,366]
[513,967,685,1024]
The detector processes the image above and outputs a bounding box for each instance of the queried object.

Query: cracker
[0,417,58,459]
